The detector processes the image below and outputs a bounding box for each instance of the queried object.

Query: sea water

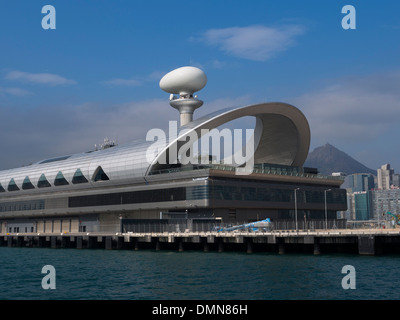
[0,247,399,300]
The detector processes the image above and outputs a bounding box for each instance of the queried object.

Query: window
[8,178,20,192]
[54,171,69,186]
[38,174,51,188]
[72,168,88,184]
[93,166,110,182]
[0,199,45,213]
[228,208,237,220]
[39,155,71,164]
[68,187,186,208]
[22,176,35,190]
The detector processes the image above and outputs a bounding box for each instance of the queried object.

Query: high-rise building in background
[372,189,400,219]
[393,174,400,188]
[377,164,394,190]
[341,164,400,222]
[354,191,373,220]
[344,173,375,192]
[342,173,374,220]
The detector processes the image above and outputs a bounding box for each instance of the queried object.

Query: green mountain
[305,143,376,176]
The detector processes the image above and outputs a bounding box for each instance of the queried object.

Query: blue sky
[1,0,400,172]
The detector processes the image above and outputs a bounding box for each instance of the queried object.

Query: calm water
[0,247,399,300]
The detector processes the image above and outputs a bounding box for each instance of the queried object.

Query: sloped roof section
[0,102,310,195]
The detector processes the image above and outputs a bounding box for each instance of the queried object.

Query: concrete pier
[278,243,285,255]
[105,236,112,250]
[218,239,224,253]
[2,229,400,255]
[313,243,321,255]
[76,236,83,249]
[246,241,253,254]
[358,236,376,255]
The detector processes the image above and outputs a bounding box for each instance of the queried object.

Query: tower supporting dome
[159,66,207,126]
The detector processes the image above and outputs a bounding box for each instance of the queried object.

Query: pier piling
[313,243,321,255]
[358,236,375,255]
[76,236,83,249]
[0,230,399,255]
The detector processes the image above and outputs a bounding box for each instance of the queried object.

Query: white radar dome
[159,66,207,96]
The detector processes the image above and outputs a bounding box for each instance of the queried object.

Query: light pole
[324,189,332,229]
[294,188,300,231]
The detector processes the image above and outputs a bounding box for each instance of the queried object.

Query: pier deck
[1,229,400,255]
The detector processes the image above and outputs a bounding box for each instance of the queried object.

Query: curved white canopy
[0,102,310,195]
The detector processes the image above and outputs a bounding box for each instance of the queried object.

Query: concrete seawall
[1,229,400,255]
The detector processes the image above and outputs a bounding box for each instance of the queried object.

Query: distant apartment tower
[372,189,400,219]
[340,173,374,221]
[354,191,373,220]
[345,173,374,192]
[394,174,400,187]
[344,191,373,221]
[377,164,394,190]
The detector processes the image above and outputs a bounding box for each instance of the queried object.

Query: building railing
[149,163,345,182]
[122,219,347,234]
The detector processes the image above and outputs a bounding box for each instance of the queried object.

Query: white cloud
[0,86,33,96]
[295,71,400,140]
[146,71,167,81]
[102,78,142,87]
[290,70,400,169]
[5,70,76,86]
[196,25,305,61]
[102,70,168,87]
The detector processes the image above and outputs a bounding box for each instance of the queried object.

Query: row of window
[0,167,109,193]
[211,185,347,204]
[67,184,348,209]
[68,187,188,208]
[8,227,35,233]
[0,200,45,212]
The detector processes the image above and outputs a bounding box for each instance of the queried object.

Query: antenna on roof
[95,138,118,151]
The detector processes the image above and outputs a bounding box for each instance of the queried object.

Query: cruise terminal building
[0,67,347,234]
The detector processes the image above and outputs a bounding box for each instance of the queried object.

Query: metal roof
[0,102,310,196]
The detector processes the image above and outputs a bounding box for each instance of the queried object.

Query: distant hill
[305,143,376,176]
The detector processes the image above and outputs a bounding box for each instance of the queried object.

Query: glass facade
[67,182,346,213]
[210,183,346,205]
[354,192,372,220]
[186,185,209,200]
[68,187,189,208]
[0,199,45,212]
[253,163,300,175]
